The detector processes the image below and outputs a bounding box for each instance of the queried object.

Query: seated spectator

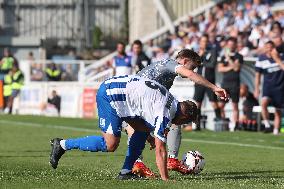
[61,64,75,81]
[234,10,250,32]
[40,90,61,116]
[238,84,259,131]
[31,63,44,81]
[237,41,250,57]
[45,63,62,81]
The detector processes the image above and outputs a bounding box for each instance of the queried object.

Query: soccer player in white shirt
[50,75,198,181]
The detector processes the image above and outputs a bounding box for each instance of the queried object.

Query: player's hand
[254,89,260,99]
[271,48,280,60]
[214,87,229,101]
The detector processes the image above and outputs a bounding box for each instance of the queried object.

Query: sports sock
[60,140,67,150]
[121,131,148,172]
[273,128,279,135]
[263,120,270,128]
[65,136,107,152]
[214,108,221,119]
[167,125,181,159]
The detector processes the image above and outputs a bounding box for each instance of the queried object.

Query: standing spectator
[131,40,151,72]
[218,37,243,130]
[112,42,132,76]
[4,64,24,114]
[45,63,62,81]
[0,48,15,81]
[189,34,221,130]
[254,41,284,135]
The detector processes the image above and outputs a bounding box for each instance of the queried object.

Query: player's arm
[176,66,228,99]
[271,48,284,70]
[110,58,116,76]
[232,59,241,72]
[254,71,261,99]
[217,62,233,73]
[155,137,168,181]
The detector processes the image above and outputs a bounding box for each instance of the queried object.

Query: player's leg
[124,125,155,177]
[261,97,271,132]
[192,84,205,130]
[207,88,221,119]
[49,83,121,169]
[118,119,151,179]
[273,109,281,135]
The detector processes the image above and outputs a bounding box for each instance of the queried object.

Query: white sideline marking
[1,119,283,151]
[182,139,284,151]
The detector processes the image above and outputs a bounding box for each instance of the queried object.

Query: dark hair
[266,40,275,47]
[132,39,143,47]
[201,34,209,39]
[176,49,201,65]
[271,21,282,32]
[227,37,237,43]
[181,100,198,123]
[117,41,125,46]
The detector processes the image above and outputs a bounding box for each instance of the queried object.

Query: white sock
[120,169,131,174]
[263,120,270,128]
[168,154,177,159]
[60,140,67,150]
[273,128,279,135]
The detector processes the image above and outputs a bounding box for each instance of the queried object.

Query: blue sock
[121,131,149,171]
[65,136,107,152]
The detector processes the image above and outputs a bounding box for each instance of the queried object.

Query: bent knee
[107,144,118,152]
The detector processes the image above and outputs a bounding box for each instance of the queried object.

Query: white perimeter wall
[16,79,242,131]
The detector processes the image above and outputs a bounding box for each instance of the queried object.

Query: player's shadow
[179,170,284,181]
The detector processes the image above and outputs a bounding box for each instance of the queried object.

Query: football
[181,150,205,174]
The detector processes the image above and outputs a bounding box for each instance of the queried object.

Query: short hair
[117,41,125,46]
[201,34,209,39]
[266,40,275,47]
[181,100,198,122]
[132,39,143,47]
[176,49,201,65]
[227,37,237,43]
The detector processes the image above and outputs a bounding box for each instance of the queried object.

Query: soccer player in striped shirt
[50,75,198,181]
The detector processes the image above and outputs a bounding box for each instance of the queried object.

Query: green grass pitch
[0,115,284,189]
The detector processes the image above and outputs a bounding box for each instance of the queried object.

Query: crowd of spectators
[110,0,284,135]
[137,0,284,61]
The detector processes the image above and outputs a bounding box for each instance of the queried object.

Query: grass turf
[0,115,284,189]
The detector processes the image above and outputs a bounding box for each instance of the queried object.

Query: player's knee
[261,100,268,108]
[106,143,119,152]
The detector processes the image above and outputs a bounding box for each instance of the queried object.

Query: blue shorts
[11,89,20,98]
[96,83,122,137]
[263,86,284,109]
